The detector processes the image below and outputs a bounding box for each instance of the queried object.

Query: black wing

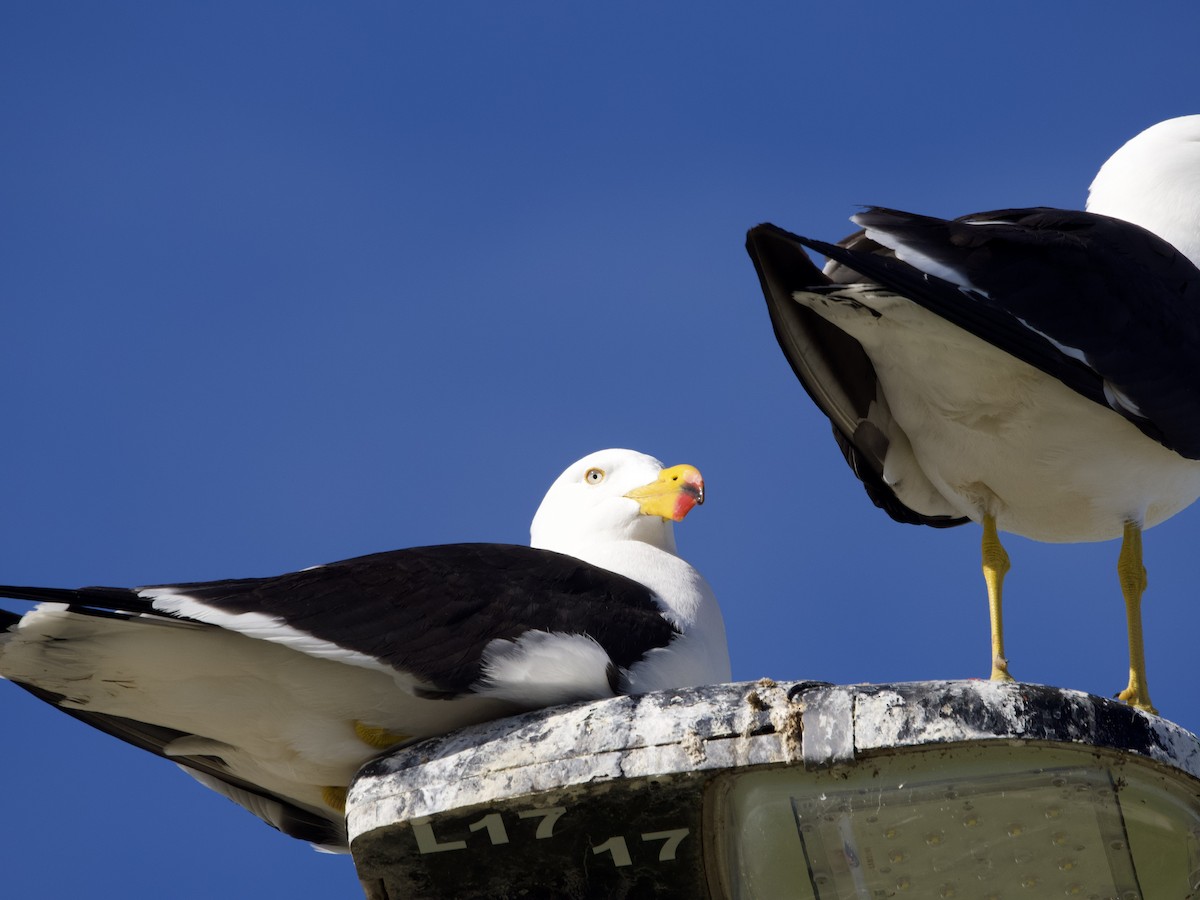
[746,222,968,528]
[0,543,679,696]
[810,207,1200,459]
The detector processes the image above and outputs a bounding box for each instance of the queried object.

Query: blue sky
[2,3,1198,896]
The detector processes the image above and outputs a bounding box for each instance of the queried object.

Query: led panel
[716,745,1200,900]
[791,767,1135,898]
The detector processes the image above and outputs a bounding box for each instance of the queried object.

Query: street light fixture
[348,680,1200,899]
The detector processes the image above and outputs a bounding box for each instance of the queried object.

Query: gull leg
[320,723,412,812]
[982,513,1014,682]
[322,785,347,812]
[1116,521,1157,714]
[354,721,411,750]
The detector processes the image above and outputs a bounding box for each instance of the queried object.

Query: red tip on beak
[624,464,705,522]
[670,468,705,521]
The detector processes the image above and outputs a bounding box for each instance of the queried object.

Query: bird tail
[0,583,156,614]
[0,598,350,850]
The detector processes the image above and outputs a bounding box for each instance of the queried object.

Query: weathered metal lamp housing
[348,681,1200,899]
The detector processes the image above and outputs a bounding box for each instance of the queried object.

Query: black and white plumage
[746,115,1200,713]
[0,448,729,850]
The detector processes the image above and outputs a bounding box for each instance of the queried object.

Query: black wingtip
[746,223,827,290]
[746,220,970,531]
[0,584,156,618]
[0,585,85,605]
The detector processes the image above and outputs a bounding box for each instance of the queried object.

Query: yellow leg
[354,720,411,750]
[982,514,1014,682]
[1115,521,1157,714]
[322,785,348,813]
[321,724,410,814]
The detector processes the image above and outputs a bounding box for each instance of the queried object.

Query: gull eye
[585,467,606,485]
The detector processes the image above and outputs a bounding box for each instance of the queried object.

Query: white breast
[802,288,1200,541]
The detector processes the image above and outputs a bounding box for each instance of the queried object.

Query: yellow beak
[623,464,705,522]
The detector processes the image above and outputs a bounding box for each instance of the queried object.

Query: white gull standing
[746,115,1200,713]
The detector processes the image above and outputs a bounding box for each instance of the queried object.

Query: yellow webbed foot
[990,656,1015,683]
[354,720,411,750]
[322,785,348,813]
[1116,683,1158,716]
